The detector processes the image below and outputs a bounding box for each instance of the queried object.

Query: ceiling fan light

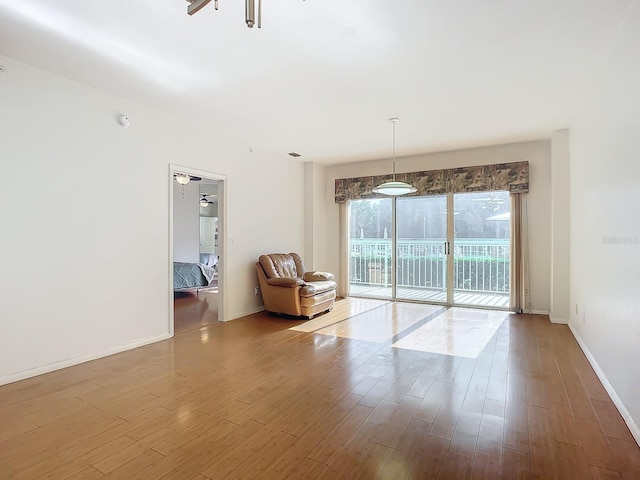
[175,174,190,185]
[200,199,210,207]
[372,181,417,196]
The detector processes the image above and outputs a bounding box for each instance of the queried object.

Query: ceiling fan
[200,195,216,207]
[186,0,263,29]
[174,173,202,185]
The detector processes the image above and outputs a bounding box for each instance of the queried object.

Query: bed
[173,260,216,290]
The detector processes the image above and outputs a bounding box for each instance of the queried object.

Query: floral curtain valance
[334,161,529,203]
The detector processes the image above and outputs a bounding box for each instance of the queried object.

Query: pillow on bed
[199,253,218,267]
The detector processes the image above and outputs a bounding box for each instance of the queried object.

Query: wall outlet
[254,286,260,296]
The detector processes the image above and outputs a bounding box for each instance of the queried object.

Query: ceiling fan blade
[187,0,211,15]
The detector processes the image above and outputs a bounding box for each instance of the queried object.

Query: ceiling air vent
[288,152,301,157]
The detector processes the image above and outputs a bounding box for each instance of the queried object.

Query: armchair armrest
[266,276,305,287]
[303,271,335,282]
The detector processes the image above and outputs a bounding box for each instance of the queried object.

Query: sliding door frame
[446,192,454,305]
[348,191,511,310]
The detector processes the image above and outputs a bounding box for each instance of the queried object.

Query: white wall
[320,140,552,313]
[304,163,314,267]
[0,56,304,383]
[303,162,329,271]
[550,130,570,324]
[312,163,329,272]
[173,180,200,263]
[569,2,640,442]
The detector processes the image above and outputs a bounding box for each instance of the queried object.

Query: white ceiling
[0,0,632,164]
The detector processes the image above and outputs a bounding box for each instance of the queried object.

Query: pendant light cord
[390,117,398,181]
[372,117,415,196]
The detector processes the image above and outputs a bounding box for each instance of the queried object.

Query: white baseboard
[530,309,550,315]
[549,316,569,324]
[224,306,265,322]
[568,323,640,447]
[0,333,172,387]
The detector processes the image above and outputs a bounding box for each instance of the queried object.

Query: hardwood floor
[1,298,639,479]
[174,289,218,334]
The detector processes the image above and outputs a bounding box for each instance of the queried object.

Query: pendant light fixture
[372,118,417,196]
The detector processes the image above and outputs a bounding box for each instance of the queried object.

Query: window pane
[348,198,392,299]
[453,191,510,307]
[396,196,448,303]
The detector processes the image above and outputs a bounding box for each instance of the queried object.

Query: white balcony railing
[350,238,509,294]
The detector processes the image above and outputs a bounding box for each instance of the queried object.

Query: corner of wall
[568,323,640,446]
[548,316,569,325]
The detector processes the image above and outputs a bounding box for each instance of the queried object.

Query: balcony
[349,238,510,308]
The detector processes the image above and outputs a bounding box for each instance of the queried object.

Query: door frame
[168,164,227,336]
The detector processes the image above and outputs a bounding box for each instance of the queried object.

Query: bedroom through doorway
[170,167,225,335]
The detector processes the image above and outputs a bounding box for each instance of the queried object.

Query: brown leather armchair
[256,253,337,319]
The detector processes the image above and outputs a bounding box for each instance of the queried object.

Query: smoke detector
[117,114,130,128]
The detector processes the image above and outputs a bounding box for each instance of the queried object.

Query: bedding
[173,262,210,289]
[199,254,218,282]
[198,263,216,284]
[200,253,218,268]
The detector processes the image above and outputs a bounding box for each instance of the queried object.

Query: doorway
[169,165,226,336]
[348,191,510,308]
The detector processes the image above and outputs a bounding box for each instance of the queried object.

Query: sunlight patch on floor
[392,307,507,358]
[289,298,389,333]
[313,302,442,343]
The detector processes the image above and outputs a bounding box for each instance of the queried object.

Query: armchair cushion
[259,253,305,279]
[266,276,305,287]
[300,280,337,297]
[303,271,335,282]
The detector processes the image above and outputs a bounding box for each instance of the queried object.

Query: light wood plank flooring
[1,298,639,479]
[174,289,219,334]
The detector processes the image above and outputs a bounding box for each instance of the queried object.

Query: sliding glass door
[396,195,448,303]
[348,191,510,308]
[348,198,392,299]
[452,191,510,307]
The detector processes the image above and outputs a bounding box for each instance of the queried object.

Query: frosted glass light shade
[175,174,190,185]
[372,181,417,196]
